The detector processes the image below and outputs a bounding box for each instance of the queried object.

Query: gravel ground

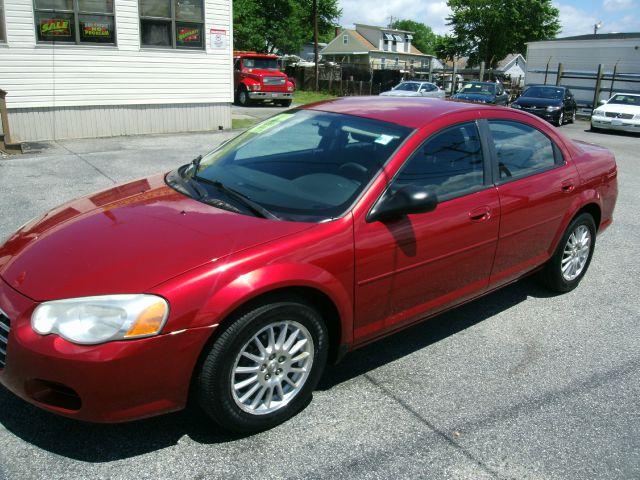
[0,117,638,480]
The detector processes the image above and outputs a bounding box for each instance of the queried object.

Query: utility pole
[313,0,319,91]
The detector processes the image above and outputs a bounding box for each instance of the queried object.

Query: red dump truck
[233,51,295,107]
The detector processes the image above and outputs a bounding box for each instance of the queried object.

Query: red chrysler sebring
[0,97,617,433]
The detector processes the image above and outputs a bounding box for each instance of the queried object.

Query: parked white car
[591,93,640,133]
[380,81,445,98]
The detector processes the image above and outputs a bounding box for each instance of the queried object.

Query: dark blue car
[451,81,509,105]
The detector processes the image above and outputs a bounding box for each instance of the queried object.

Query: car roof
[301,96,494,129]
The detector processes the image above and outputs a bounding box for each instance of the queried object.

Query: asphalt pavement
[0,114,638,480]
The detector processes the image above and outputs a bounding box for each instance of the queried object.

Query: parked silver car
[379,81,445,98]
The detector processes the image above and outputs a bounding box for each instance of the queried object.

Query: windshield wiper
[170,166,207,199]
[196,177,280,220]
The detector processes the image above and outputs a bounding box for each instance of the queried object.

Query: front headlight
[32,294,169,345]
[592,109,605,117]
[547,106,561,112]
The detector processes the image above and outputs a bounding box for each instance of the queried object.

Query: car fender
[547,187,603,256]
[157,260,353,347]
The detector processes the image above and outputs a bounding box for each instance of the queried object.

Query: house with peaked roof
[321,24,433,72]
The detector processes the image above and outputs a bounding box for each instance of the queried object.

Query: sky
[337,0,640,38]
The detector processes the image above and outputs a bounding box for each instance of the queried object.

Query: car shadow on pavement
[318,276,556,390]
[0,276,556,462]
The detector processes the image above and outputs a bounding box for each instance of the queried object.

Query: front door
[353,121,501,344]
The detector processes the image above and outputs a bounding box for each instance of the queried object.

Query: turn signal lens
[125,301,168,337]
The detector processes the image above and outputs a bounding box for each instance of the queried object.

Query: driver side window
[392,122,485,202]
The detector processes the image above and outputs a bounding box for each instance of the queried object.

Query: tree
[233,0,341,54]
[390,19,438,55]
[446,0,560,68]
[434,34,467,62]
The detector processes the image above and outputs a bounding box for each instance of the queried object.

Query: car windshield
[459,83,495,95]
[243,58,279,70]
[171,110,412,222]
[522,86,563,100]
[394,82,420,92]
[608,94,640,106]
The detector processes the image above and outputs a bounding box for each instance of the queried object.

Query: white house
[321,24,433,72]
[0,0,233,144]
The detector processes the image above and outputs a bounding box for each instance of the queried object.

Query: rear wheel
[196,299,328,433]
[542,213,596,292]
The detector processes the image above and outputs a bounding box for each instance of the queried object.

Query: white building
[525,33,640,109]
[0,0,233,144]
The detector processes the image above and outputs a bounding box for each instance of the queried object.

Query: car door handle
[561,180,575,193]
[469,206,492,222]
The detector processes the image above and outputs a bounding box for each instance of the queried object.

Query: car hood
[514,97,562,108]
[452,93,495,103]
[596,103,640,115]
[0,174,314,301]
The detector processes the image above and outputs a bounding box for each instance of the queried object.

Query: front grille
[605,112,634,119]
[263,76,285,86]
[0,307,10,369]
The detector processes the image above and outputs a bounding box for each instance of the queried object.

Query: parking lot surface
[0,119,638,480]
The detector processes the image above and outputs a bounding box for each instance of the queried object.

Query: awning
[383,33,394,41]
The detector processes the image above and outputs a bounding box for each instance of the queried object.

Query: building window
[34,0,116,44]
[0,0,6,42]
[342,34,348,44]
[380,57,386,68]
[139,0,204,49]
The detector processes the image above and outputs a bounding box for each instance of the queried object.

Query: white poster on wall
[210,29,227,49]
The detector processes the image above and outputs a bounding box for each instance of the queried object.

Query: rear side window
[393,122,485,202]
[488,120,563,181]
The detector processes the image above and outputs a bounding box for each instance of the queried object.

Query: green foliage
[446,0,561,67]
[390,19,438,55]
[434,34,466,62]
[233,0,341,54]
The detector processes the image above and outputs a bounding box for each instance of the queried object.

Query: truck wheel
[278,100,292,108]
[237,87,252,106]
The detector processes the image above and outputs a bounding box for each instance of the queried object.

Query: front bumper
[517,107,561,123]
[591,116,640,133]
[249,91,293,101]
[0,277,213,423]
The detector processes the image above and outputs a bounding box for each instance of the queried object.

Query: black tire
[278,99,292,107]
[196,299,328,433]
[237,87,252,106]
[542,213,596,293]
[590,124,600,132]
[555,111,564,127]
[568,109,576,124]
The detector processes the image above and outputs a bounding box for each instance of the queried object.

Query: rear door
[485,119,579,287]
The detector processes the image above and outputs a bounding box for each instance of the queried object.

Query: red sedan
[0,97,618,433]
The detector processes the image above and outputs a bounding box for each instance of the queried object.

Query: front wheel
[555,111,564,126]
[277,99,292,107]
[568,109,576,123]
[196,299,328,433]
[237,87,252,106]
[542,213,596,292]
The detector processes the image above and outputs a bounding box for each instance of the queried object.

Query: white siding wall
[526,38,640,107]
[0,0,233,142]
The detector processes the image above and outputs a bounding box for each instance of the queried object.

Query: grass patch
[232,118,260,129]
[294,90,338,105]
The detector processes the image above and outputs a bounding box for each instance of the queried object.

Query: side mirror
[367,186,438,223]
[599,99,607,106]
